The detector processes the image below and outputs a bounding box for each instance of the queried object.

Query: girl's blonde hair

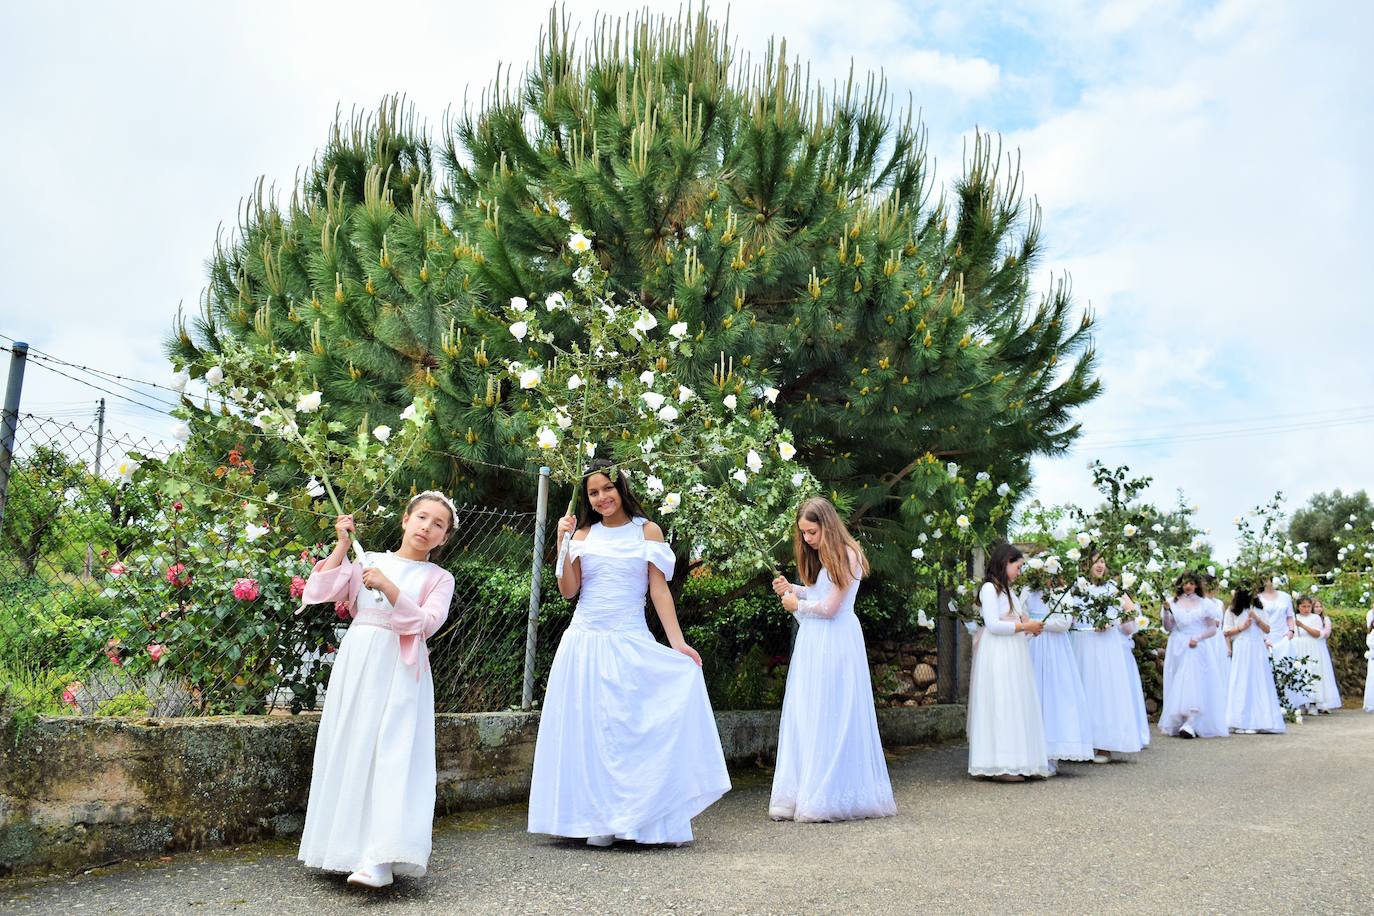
[793,497,868,590]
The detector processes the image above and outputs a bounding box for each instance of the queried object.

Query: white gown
[1365,611,1374,713]
[1120,624,1151,747]
[1207,596,1230,682]
[1158,596,1228,737]
[298,553,445,877]
[770,556,896,821]
[528,518,730,844]
[1224,608,1286,733]
[1291,612,1337,710]
[1260,591,1295,660]
[1070,582,1146,754]
[967,583,1053,778]
[1024,590,1095,762]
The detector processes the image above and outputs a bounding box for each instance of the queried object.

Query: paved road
[5,710,1372,915]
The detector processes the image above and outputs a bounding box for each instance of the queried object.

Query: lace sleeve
[796,552,862,619]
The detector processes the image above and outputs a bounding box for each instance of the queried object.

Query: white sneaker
[586,835,615,847]
[1240,729,1257,735]
[1179,721,1197,739]
[1092,752,1111,764]
[347,863,394,888]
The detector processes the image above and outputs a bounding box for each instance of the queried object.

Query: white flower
[956,514,971,530]
[204,366,224,387]
[660,492,681,514]
[554,410,573,430]
[400,403,419,423]
[252,409,275,429]
[295,391,322,413]
[778,441,797,461]
[1025,556,1044,571]
[306,477,326,498]
[584,441,597,457]
[572,265,592,285]
[932,528,943,540]
[976,471,990,482]
[283,351,299,363]
[117,459,140,482]
[244,523,270,543]
[510,296,529,313]
[1206,565,1216,576]
[917,609,935,630]
[911,548,925,560]
[228,386,248,401]
[639,370,656,385]
[641,391,667,411]
[1121,571,1138,590]
[372,425,392,443]
[791,472,806,487]
[1154,523,1166,533]
[568,232,592,252]
[645,476,665,494]
[1172,559,1186,570]
[964,620,980,634]
[632,310,658,334]
[1189,537,1204,551]
[171,370,189,392]
[731,468,748,485]
[996,482,1011,497]
[658,404,680,423]
[1122,524,1138,538]
[509,320,529,341]
[1134,615,1150,630]
[171,422,191,442]
[1145,557,1163,573]
[266,491,279,504]
[746,449,763,473]
[536,427,558,450]
[1075,532,1092,548]
[946,462,959,479]
[677,385,695,403]
[723,394,737,410]
[1105,606,1118,621]
[1044,556,1062,575]
[567,374,584,390]
[1066,547,1082,562]
[669,321,689,340]
[918,532,928,544]
[545,292,567,311]
[763,386,780,403]
[956,583,968,596]
[1075,576,1091,591]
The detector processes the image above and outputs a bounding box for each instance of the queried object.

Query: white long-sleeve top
[979,582,1027,636]
[1021,589,1071,632]
[790,549,863,620]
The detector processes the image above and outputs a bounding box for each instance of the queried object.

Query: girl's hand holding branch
[772,575,793,597]
[334,514,355,547]
[360,567,399,605]
[781,591,799,613]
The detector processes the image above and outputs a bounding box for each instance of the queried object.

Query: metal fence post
[0,340,30,531]
[521,466,551,710]
[83,397,106,579]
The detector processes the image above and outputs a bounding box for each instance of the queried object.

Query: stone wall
[868,640,942,706]
[0,704,965,877]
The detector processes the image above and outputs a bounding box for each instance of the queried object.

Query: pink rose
[104,638,124,667]
[165,563,191,588]
[110,562,127,576]
[147,643,166,662]
[62,682,81,708]
[290,575,307,599]
[334,600,351,621]
[232,577,260,601]
[172,500,184,511]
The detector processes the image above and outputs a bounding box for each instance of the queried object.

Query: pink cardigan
[302,554,455,676]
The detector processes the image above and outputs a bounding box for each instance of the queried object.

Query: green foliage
[1288,489,1374,573]
[166,7,1099,587]
[0,445,89,576]
[1327,608,1370,698]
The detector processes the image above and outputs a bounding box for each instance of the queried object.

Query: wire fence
[0,408,552,718]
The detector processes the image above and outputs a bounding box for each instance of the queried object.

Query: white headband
[411,489,459,526]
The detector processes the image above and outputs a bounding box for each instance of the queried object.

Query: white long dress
[1158,596,1228,737]
[967,583,1053,778]
[1207,596,1230,682]
[1313,615,1342,710]
[770,555,896,821]
[1024,590,1094,762]
[298,553,447,877]
[1120,623,1151,747]
[1364,611,1374,713]
[1070,582,1146,754]
[1260,590,1295,660]
[1224,609,1285,733]
[1291,612,1328,710]
[528,518,730,844]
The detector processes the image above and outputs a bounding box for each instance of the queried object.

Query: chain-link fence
[0,406,549,719]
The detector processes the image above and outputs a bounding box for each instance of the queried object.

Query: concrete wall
[0,704,965,877]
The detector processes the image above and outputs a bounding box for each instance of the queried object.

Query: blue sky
[2,0,1371,558]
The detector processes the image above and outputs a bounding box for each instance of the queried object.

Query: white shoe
[586,835,615,847]
[1179,721,1197,739]
[1092,752,1111,764]
[347,863,394,888]
[1240,729,1257,735]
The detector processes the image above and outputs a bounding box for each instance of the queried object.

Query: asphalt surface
[4,709,1371,915]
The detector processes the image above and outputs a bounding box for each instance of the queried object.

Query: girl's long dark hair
[574,459,649,529]
[977,542,1024,603]
[1173,571,1205,598]
[1230,585,1263,616]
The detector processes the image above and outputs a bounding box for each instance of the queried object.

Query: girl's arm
[1320,616,1332,639]
[1223,612,1246,639]
[1252,612,1271,634]
[1296,617,1322,638]
[301,516,361,608]
[1195,614,1219,645]
[1161,599,1176,633]
[555,515,583,599]
[643,523,700,665]
[790,551,862,619]
[391,570,456,641]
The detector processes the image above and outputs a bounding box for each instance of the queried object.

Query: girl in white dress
[1024,585,1095,763]
[1224,586,1285,734]
[1201,573,1230,682]
[1292,596,1325,714]
[967,543,1052,781]
[1308,598,1342,712]
[1158,573,1227,738]
[768,497,896,821]
[1364,607,1374,713]
[298,493,458,888]
[1071,552,1147,762]
[1258,580,1296,660]
[529,460,730,847]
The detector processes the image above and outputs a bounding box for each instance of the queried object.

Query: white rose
[400,403,419,423]
[1121,571,1138,589]
[573,266,592,285]
[1122,524,1137,538]
[763,386,780,403]
[669,321,689,340]
[658,404,680,423]
[723,394,737,410]
[632,310,658,334]
[976,471,990,482]
[204,366,224,386]
[1066,547,1082,562]
[1106,606,1120,621]
[568,232,592,252]
[171,422,191,442]
[567,374,584,390]
[731,468,748,485]
[911,548,925,560]
[660,492,681,514]
[677,385,695,403]
[372,425,392,443]
[244,523,270,542]
[536,427,558,449]
[956,515,971,530]
[791,472,806,487]
[509,320,528,341]
[519,369,542,389]
[584,441,597,457]
[1044,556,1062,575]
[996,482,1011,497]
[117,459,140,481]
[554,410,573,430]
[171,370,189,392]
[645,476,665,494]
[510,296,529,313]
[778,441,797,461]
[746,449,763,473]
[946,462,959,479]
[228,386,248,401]
[306,477,326,498]
[296,391,323,413]
[545,292,566,311]
[639,370,655,385]
[1076,532,1092,548]
[641,391,667,411]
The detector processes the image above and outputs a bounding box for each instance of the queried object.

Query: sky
[2,0,1371,558]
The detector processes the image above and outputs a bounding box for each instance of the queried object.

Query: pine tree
[168,8,1099,578]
